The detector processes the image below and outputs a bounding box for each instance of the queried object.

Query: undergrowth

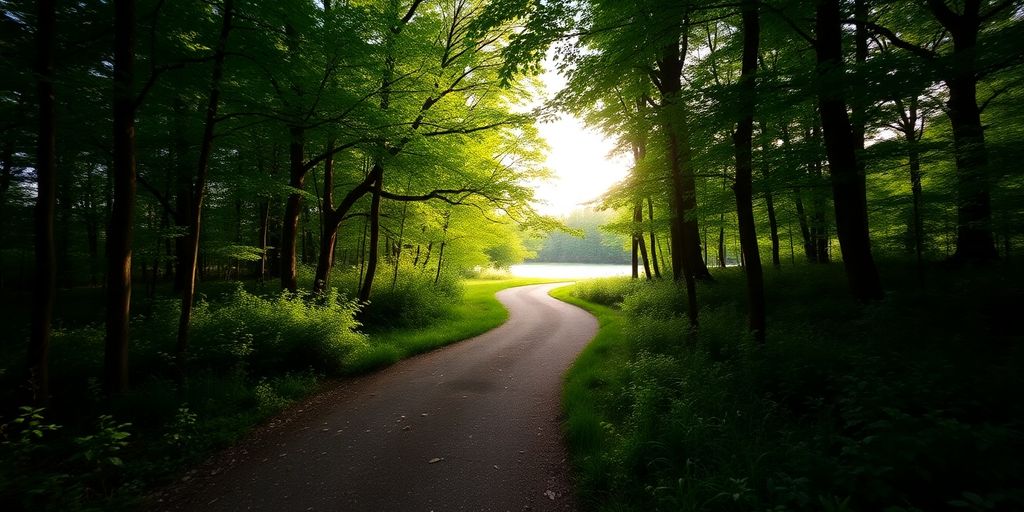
[560,261,1024,512]
[0,271,539,511]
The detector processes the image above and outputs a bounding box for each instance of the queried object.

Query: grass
[347,277,565,373]
[0,275,563,511]
[550,262,1024,512]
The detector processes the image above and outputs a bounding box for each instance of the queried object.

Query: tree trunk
[105,0,137,395]
[732,0,766,343]
[434,212,450,285]
[794,188,815,262]
[257,200,269,283]
[422,241,433,268]
[634,203,652,279]
[814,0,883,301]
[280,126,305,292]
[358,164,383,302]
[647,198,662,278]
[30,0,57,403]
[717,216,726,267]
[923,0,996,261]
[765,190,780,267]
[631,232,639,279]
[176,0,233,383]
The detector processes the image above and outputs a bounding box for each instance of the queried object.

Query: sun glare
[531,54,630,218]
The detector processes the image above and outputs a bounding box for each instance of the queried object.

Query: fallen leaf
[428,457,443,464]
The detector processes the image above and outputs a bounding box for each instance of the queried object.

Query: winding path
[156,283,598,512]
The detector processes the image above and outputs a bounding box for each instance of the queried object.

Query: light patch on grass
[346,278,565,374]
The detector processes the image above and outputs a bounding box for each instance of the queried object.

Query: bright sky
[529,54,630,217]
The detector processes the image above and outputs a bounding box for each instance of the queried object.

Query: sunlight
[531,53,630,217]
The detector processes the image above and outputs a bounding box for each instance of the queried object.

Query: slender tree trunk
[422,241,433,269]
[634,203,651,279]
[647,198,662,278]
[732,0,765,342]
[280,126,305,292]
[176,0,233,383]
[391,187,410,292]
[257,200,269,283]
[105,0,137,395]
[631,233,639,279]
[903,97,925,272]
[761,125,781,268]
[765,191,780,267]
[717,216,726,267]
[814,0,883,301]
[313,139,336,293]
[30,0,57,403]
[794,188,815,262]
[358,164,383,302]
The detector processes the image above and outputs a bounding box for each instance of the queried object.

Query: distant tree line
[531,209,631,264]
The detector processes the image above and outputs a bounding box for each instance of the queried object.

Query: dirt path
[155,283,598,512]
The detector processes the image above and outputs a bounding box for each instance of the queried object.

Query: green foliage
[560,264,1024,512]
[534,209,630,264]
[188,286,367,375]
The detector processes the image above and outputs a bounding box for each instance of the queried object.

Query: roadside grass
[0,275,561,511]
[347,277,565,373]
[548,285,631,494]
[551,262,1024,512]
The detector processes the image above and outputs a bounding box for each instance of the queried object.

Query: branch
[762,1,816,46]
[137,174,177,217]
[851,20,938,60]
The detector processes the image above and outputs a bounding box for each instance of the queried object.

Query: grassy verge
[550,263,1024,512]
[0,276,560,511]
[548,285,630,489]
[347,277,564,373]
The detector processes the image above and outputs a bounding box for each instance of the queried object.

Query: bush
[189,286,367,376]
[566,265,1024,512]
[573,277,639,307]
[356,264,462,330]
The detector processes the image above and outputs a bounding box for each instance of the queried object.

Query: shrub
[357,264,462,329]
[188,286,367,376]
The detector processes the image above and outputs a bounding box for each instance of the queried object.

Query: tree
[29,0,57,403]
[731,0,767,341]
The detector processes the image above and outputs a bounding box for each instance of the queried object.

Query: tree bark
[175,0,233,383]
[814,0,883,301]
[923,0,996,261]
[794,188,815,262]
[105,0,137,395]
[358,164,383,302]
[732,0,766,342]
[647,198,662,278]
[30,0,57,403]
[280,126,305,292]
[634,203,651,279]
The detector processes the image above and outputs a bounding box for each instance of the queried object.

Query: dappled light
[2,0,1022,510]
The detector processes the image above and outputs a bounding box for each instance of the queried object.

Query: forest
[531,208,631,264]
[2,0,1023,510]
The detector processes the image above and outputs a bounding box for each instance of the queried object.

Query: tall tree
[29,0,57,403]
[732,0,766,342]
[105,0,138,394]
[175,0,235,381]
[813,0,883,302]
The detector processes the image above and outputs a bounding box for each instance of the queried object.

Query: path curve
[156,283,597,512]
